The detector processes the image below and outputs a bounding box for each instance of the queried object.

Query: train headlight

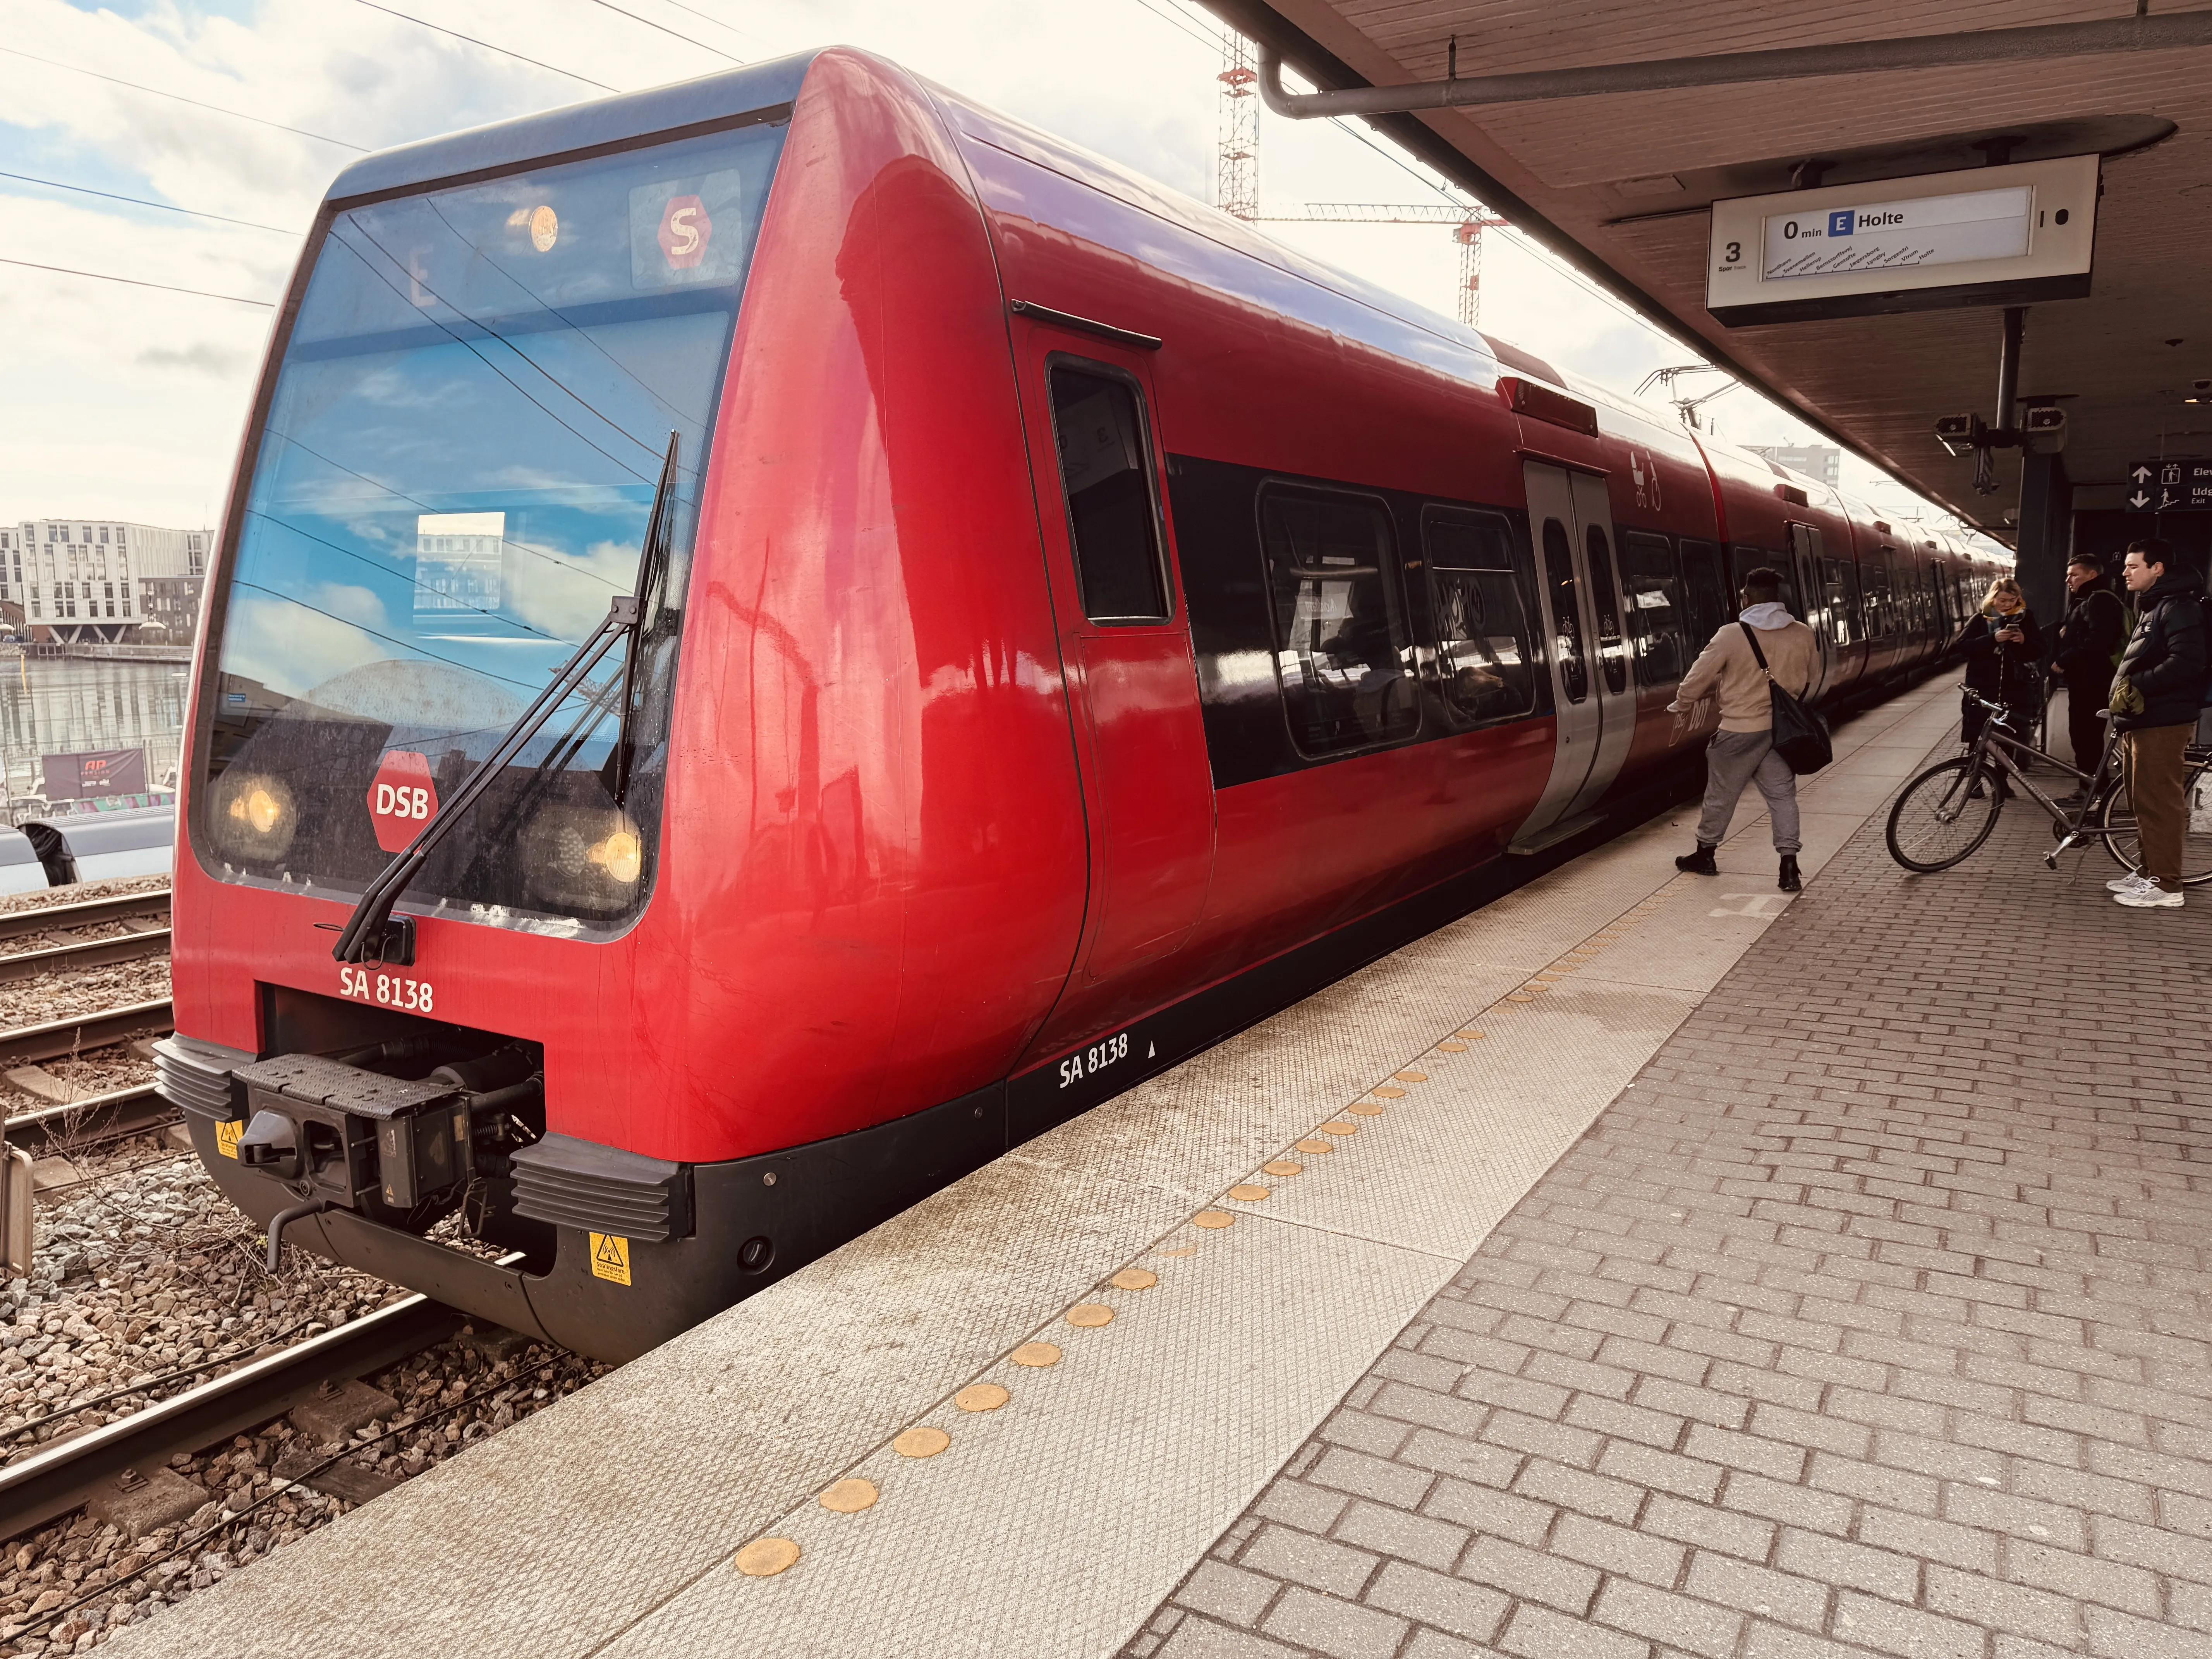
[215,773,297,859]
[587,827,642,884]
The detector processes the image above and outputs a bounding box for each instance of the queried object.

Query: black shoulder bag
[1739,623,1832,775]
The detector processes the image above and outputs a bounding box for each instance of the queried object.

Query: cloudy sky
[0,0,1974,539]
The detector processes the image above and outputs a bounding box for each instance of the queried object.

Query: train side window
[1862,550,1895,637]
[1541,518,1588,704]
[1047,364,1170,623]
[1821,556,1860,647]
[1258,485,1419,756]
[1585,526,1628,696]
[1678,538,1728,647]
[1422,507,1537,723]
[1620,531,1686,686]
[1731,544,1799,617]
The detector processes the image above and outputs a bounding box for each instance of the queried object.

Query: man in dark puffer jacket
[2107,538,2207,909]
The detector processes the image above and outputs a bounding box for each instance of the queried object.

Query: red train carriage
[158,48,1985,1361]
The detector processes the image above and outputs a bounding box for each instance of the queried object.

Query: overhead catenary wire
[349,0,621,93]
[0,169,301,235]
[578,0,744,63]
[654,0,771,48]
[0,255,274,307]
[0,44,368,151]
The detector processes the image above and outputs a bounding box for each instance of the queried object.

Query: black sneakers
[1778,855,1802,893]
[1675,844,1718,876]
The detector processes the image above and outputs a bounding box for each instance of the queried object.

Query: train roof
[311,47,2006,572]
[321,51,821,204]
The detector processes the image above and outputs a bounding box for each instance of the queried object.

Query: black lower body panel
[182,1080,1005,1365]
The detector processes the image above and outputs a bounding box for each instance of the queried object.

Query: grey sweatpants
[1695,728,1801,854]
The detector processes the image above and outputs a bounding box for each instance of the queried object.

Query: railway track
[0,927,171,986]
[0,888,170,945]
[4,1082,174,1157]
[0,998,173,1068]
[0,1291,466,1544]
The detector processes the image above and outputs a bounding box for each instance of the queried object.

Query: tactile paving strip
[108,678,1959,1659]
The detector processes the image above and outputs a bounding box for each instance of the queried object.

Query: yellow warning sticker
[589,1232,632,1286]
[215,1119,244,1160]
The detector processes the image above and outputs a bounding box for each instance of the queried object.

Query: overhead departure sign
[1707,155,2098,327]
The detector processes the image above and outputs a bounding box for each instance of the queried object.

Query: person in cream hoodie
[1668,566,1820,892]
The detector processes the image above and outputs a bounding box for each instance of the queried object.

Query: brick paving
[1123,745,2212,1659]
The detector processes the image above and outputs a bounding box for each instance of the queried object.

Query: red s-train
[158,48,1997,1360]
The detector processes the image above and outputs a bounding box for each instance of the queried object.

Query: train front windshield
[195,121,784,932]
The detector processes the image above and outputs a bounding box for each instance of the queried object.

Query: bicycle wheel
[2091,757,2212,887]
[1888,757,2004,872]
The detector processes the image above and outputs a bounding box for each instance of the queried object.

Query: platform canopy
[1209,1,2212,541]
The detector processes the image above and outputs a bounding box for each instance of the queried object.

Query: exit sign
[2126,459,2212,512]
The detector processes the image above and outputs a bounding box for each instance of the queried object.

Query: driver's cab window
[1047,363,1170,623]
[1258,485,1417,757]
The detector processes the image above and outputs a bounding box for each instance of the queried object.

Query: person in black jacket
[2107,538,2208,909]
[2047,554,2128,791]
[1957,580,2043,790]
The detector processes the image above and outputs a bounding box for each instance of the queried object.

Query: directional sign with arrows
[2129,459,2212,511]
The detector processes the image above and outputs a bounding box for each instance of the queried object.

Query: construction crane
[1215,37,1259,223]
[1214,35,1506,327]
[1253,203,1510,328]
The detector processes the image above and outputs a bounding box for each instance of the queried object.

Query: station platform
[111,669,2212,1659]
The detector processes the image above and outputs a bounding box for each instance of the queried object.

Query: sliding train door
[1510,464,1636,853]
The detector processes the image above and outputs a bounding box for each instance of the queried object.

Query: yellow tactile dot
[1394,1070,1428,1082]
[1193,1209,1236,1228]
[1321,1121,1358,1136]
[894,1426,950,1458]
[1011,1341,1062,1367]
[1262,1160,1302,1178]
[956,1382,1010,1412]
[1437,1040,1468,1053]
[1112,1267,1158,1290]
[1066,1303,1115,1327]
[1535,971,1566,982]
[818,1478,877,1513]
[1507,993,1535,1003]
[734,1537,800,1577]
[1228,1183,1270,1202]
[1522,984,1549,994]
[1347,1101,1385,1116]
[1295,1138,1334,1154]
[1372,1085,1407,1098]
[1457,1029,1485,1039]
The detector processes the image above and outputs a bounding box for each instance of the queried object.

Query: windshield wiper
[326,431,682,967]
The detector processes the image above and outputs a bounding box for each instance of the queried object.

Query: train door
[1510,464,1633,851]
[1018,340,1214,979]
[1788,523,1832,699]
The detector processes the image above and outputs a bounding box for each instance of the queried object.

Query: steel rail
[0,1001,173,1067]
[0,890,170,945]
[0,1292,466,1542]
[5,1085,174,1156]
[0,928,170,986]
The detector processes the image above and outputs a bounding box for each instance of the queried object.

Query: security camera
[2022,405,2068,453]
[1935,414,1982,458]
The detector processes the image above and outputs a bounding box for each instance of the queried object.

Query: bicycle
[1885,690,2212,881]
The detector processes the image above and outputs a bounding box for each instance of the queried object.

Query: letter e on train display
[367,750,438,853]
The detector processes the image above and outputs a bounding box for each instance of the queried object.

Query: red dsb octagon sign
[367,751,438,853]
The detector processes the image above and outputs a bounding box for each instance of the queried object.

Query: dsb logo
[367,750,440,853]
